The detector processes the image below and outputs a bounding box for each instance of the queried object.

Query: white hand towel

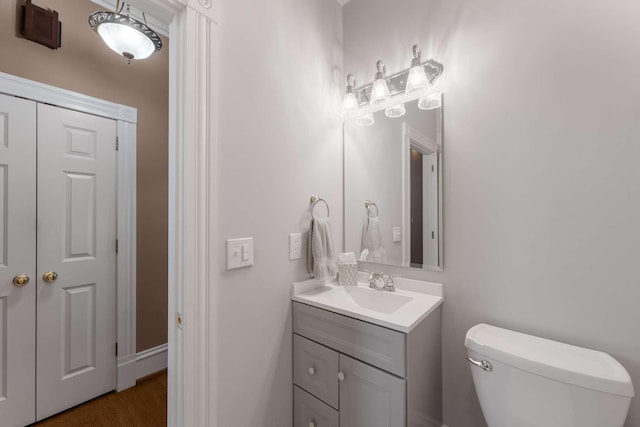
[310,217,337,279]
[361,216,387,263]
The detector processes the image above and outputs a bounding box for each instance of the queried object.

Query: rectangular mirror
[344,94,443,270]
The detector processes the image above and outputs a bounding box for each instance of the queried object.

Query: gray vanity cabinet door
[339,354,406,427]
[294,386,339,427]
[293,334,339,409]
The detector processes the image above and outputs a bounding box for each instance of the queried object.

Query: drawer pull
[308,366,316,375]
[337,372,345,381]
[309,420,316,427]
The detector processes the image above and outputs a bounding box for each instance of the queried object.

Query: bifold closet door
[0,94,37,427]
[36,104,117,421]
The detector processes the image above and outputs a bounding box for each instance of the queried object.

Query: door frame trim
[0,70,139,393]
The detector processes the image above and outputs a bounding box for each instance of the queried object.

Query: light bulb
[370,78,391,106]
[385,103,406,118]
[405,44,429,97]
[405,66,428,97]
[355,113,375,126]
[340,74,360,118]
[370,60,390,106]
[341,93,359,118]
[418,94,441,110]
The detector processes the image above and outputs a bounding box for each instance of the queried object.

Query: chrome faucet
[364,270,399,292]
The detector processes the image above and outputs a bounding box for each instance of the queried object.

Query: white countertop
[291,274,443,333]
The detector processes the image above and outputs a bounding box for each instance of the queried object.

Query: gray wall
[214,1,343,426]
[344,0,640,426]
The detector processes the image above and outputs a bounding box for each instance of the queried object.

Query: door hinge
[116,239,119,253]
[116,136,119,151]
[431,164,434,172]
[115,342,118,356]
[432,231,435,239]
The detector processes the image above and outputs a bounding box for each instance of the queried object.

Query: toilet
[465,324,634,427]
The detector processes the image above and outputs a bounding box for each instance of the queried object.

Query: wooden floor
[32,370,167,427]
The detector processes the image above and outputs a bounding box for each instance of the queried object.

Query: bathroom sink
[343,286,412,313]
[291,275,443,332]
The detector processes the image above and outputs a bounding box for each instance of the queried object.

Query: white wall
[214,1,343,426]
[344,0,640,426]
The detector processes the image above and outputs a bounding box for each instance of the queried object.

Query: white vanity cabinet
[292,300,442,427]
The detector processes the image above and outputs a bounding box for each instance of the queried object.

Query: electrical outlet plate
[226,237,254,270]
[392,226,401,243]
[289,233,302,260]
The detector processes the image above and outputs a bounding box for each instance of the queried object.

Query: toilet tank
[465,324,634,427]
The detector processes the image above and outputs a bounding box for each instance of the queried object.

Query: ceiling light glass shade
[340,92,360,118]
[418,94,442,110]
[385,103,406,118]
[370,78,391,106]
[89,11,162,61]
[355,113,375,127]
[405,65,428,97]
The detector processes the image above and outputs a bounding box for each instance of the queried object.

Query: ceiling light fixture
[89,0,162,63]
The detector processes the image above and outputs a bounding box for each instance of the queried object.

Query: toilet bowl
[465,324,634,427]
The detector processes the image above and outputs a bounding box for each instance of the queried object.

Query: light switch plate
[392,226,401,243]
[227,237,254,270]
[289,233,302,260]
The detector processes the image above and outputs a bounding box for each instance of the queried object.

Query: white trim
[0,72,137,123]
[136,343,169,379]
[116,120,138,392]
[117,354,137,391]
[0,72,139,395]
[401,103,444,271]
[165,2,220,427]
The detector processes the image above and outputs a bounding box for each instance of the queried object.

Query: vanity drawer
[293,334,339,409]
[293,302,406,377]
[294,385,339,427]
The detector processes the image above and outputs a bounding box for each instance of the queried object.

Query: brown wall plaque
[20,0,61,49]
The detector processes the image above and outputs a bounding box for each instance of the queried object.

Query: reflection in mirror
[344,94,443,270]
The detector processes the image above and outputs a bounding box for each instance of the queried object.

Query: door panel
[0,94,37,427]
[339,354,406,427]
[36,104,117,421]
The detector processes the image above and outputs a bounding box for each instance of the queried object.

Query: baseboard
[117,343,168,392]
[136,343,168,379]
[117,354,137,391]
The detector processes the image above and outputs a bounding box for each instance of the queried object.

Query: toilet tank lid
[465,324,634,398]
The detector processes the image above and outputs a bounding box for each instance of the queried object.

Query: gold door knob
[43,271,58,283]
[13,274,30,287]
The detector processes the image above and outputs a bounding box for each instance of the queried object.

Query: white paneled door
[36,104,117,421]
[0,94,37,427]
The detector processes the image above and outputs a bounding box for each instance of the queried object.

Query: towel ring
[365,200,379,217]
[310,195,330,219]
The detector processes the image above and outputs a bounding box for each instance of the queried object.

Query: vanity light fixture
[341,45,443,122]
[88,0,162,63]
[370,60,391,106]
[385,103,406,118]
[405,45,429,97]
[355,113,375,126]
[340,74,360,118]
